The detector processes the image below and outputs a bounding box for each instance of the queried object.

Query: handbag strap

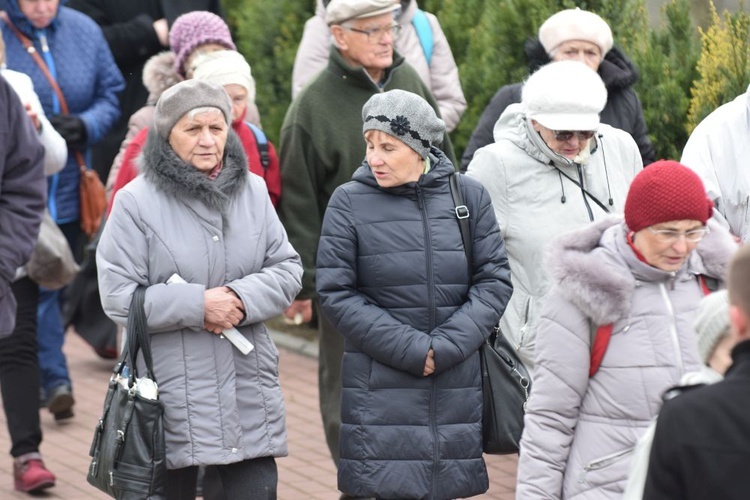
[126,286,157,383]
[0,11,87,173]
[449,172,473,279]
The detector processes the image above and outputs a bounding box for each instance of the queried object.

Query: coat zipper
[416,185,439,496]
[578,447,634,482]
[576,163,594,221]
[516,296,532,350]
[658,279,685,374]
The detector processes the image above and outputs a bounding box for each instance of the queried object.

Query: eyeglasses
[648,226,709,244]
[345,23,401,42]
[552,130,596,142]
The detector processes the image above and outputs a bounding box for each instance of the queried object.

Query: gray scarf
[139,128,247,221]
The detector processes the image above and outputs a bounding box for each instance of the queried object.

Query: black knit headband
[364,114,431,149]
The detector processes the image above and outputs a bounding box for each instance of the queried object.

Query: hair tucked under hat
[539,8,614,56]
[624,160,714,233]
[169,12,236,77]
[153,79,232,138]
[326,0,400,26]
[362,89,445,159]
[192,50,256,104]
[522,60,607,131]
[693,290,731,365]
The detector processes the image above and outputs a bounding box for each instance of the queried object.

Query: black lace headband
[364,114,431,149]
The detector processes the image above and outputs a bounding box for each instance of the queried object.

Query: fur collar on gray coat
[545,217,737,325]
[142,51,183,104]
[140,128,248,222]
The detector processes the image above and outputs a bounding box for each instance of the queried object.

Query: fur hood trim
[140,128,247,224]
[545,217,736,324]
[142,51,183,102]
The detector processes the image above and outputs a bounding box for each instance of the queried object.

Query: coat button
[231,448,238,454]
[212,235,219,242]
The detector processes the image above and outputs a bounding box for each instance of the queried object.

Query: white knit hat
[539,8,614,56]
[192,50,256,104]
[693,290,731,365]
[521,60,607,131]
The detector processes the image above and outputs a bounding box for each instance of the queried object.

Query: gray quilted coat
[97,129,302,469]
[316,149,513,499]
[516,217,736,499]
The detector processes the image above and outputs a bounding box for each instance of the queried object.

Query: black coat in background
[66,0,224,179]
[316,149,513,499]
[643,340,750,500]
[461,39,655,170]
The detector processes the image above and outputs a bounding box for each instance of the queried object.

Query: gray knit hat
[362,89,445,158]
[693,290,731,364]
[153,79,232,138]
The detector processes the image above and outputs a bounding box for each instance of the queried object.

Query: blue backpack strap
[411,9,433,66]
[245,122,270,172]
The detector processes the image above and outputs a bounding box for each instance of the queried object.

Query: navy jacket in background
[317,149,513,499]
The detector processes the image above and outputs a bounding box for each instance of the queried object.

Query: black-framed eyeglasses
[345,23,401,42]
[552,130,596,142]
[648,226,709,244]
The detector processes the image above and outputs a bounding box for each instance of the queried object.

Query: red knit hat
[624,160,714,232]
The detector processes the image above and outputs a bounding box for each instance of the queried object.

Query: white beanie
[539,8,614,56]
[521,60,607,131]
[693,290,731,365]
[192,50,256,104]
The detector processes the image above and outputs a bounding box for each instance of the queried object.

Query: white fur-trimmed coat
[516,217,737,500]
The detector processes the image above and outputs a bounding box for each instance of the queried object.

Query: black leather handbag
[479,326,531,454]
[87,286,166,499]
[448,172,531,455]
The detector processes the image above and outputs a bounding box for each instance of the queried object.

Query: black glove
[49,115,87,145]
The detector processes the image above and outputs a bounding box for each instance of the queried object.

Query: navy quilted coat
[316,149,513,499]
[1,0,124,224]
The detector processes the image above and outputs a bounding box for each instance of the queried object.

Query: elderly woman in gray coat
[96,80,302,500]
[316,90,513,499]
[516,161,737,499]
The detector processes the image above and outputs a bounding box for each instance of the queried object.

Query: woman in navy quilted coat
[1,0,123,421]
[316,89,513,500]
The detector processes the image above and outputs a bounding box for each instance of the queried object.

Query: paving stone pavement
[0,329,517,499]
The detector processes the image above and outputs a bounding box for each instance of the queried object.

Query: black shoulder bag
[87,286,166,499]
[449,172,531,455]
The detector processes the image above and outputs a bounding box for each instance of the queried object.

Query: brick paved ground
[0,330,517,499]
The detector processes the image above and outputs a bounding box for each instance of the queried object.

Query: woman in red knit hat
[516,160,738,499]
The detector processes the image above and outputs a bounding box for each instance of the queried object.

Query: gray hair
[187,106,226,121]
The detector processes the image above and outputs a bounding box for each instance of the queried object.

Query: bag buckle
[455,205,470,219]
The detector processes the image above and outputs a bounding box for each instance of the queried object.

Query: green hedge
[226,0,747,161]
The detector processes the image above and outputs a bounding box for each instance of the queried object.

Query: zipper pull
[39,33,49,53]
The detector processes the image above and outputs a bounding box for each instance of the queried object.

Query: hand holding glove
[49,114,87,145]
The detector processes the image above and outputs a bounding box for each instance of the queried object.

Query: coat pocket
[578,446,634,485]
